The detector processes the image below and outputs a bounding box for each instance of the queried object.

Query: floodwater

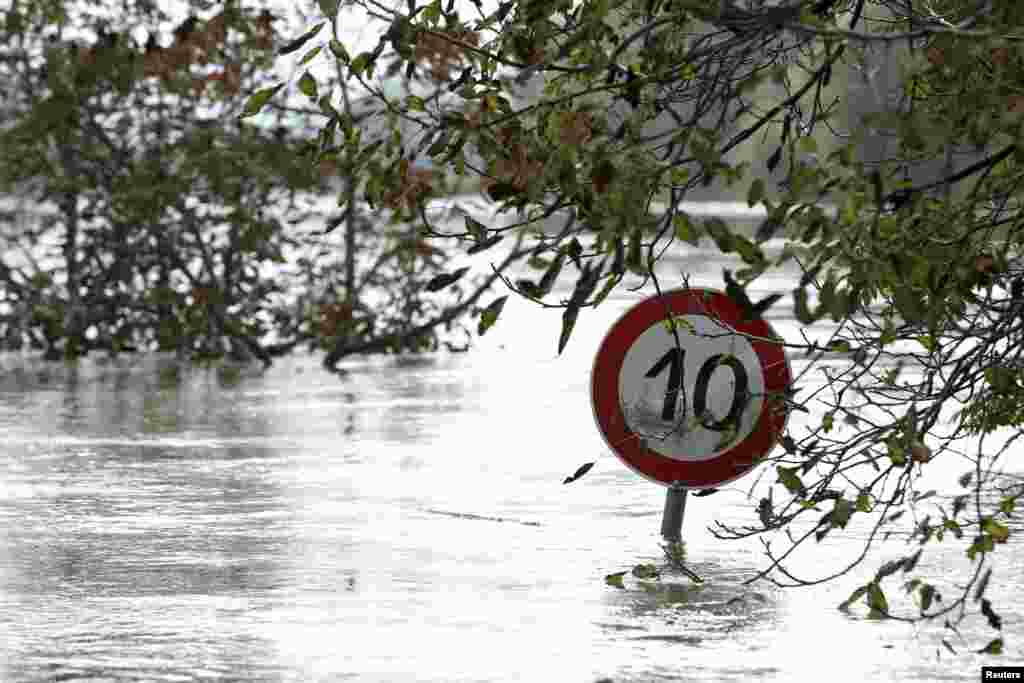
[1,214,1022,682]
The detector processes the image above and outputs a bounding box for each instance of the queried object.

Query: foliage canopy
[0,0,497,365]
[247,0,1024,653]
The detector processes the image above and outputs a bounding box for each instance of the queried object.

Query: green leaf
[977,638,1003,655]
[831,497,853,528]
[298,71,318,99]
[943,518,963,539]
[563,461,595,484]
[318,94,339,119]
[981,598,1003,630]
[919,583,936,612]
[423,0,442,23]
[673,213,702,246]
[528,256,551,270]
[559,305,579,355]
[478,296,508,335]
[953,495,968,517]
[793,286,814,324]
[875,558,905,582]
[329,39,350,63]
[626,228,644,275]
[981,518,1010,544]
[427,130,452,158]
[605,571,627,589]
[592,274,621,307]
[239,83,285,118]
[353,139,384,168]
[464,215,487,240]
[466,234,503,254]
[566,238,583,271]
[424,266,469,292]
[299,44,324,66]
[998,496,1016,515]
[776,466,806,496]
[799,136,818,154]
[406,95,426,111]
[838,585,867,612]
[317,0,339,19]
[538,252,565,296]
[515,279,543,298]
[705,217,734,252]
[893,285,924,323]
[887,440,907,466]
[733,234,764,266]
[867,581,889,617]
[967,534,995,561]
[902,549,923,574]
[279,22,325,57]
[350,51,374,77]
[632,563,660,579]
[611,236,625,274]
[829,288,852,322]
[747,178,765,207]
[758,496,774,526]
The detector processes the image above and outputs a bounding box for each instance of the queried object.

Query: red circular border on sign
[590,288,791,488]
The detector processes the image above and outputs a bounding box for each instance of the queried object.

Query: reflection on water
[0,245,1021,683]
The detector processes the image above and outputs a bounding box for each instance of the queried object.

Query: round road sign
[590,288,791,488]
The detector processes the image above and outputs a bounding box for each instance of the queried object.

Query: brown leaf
[464,107,483,128]
[78,45,97,67]
[910,441,932,463]
[495,125,519,148]
[143,49,170,77]
[382,158,436,210]
[222,62,241,95]
[559,111,593,147]
[254,10,277,50]
[592,160,616,194]
[191,286,215,307]
[493,143,542,191]
[201,12,227,53]
[164,42,195,69]
[319,159,339,177]
[415,31,479,81]
[414,240,443,257]
[991,47,1011,66]
[318,301,354,337]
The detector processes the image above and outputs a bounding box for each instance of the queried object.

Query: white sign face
[618,314,765,462]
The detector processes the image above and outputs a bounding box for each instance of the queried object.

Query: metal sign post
[660,482,688,542]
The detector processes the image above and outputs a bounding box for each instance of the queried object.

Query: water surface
[1,236,1021,682]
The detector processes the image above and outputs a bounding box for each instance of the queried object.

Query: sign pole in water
[660,483,687,542]
[590,288,792,545]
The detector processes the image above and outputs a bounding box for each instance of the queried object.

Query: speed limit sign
[590,288,791,488]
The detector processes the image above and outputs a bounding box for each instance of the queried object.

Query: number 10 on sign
[590,289,791,488]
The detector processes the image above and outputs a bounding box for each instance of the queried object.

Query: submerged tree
[254,0,1024,653]
[0,0,503,365]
